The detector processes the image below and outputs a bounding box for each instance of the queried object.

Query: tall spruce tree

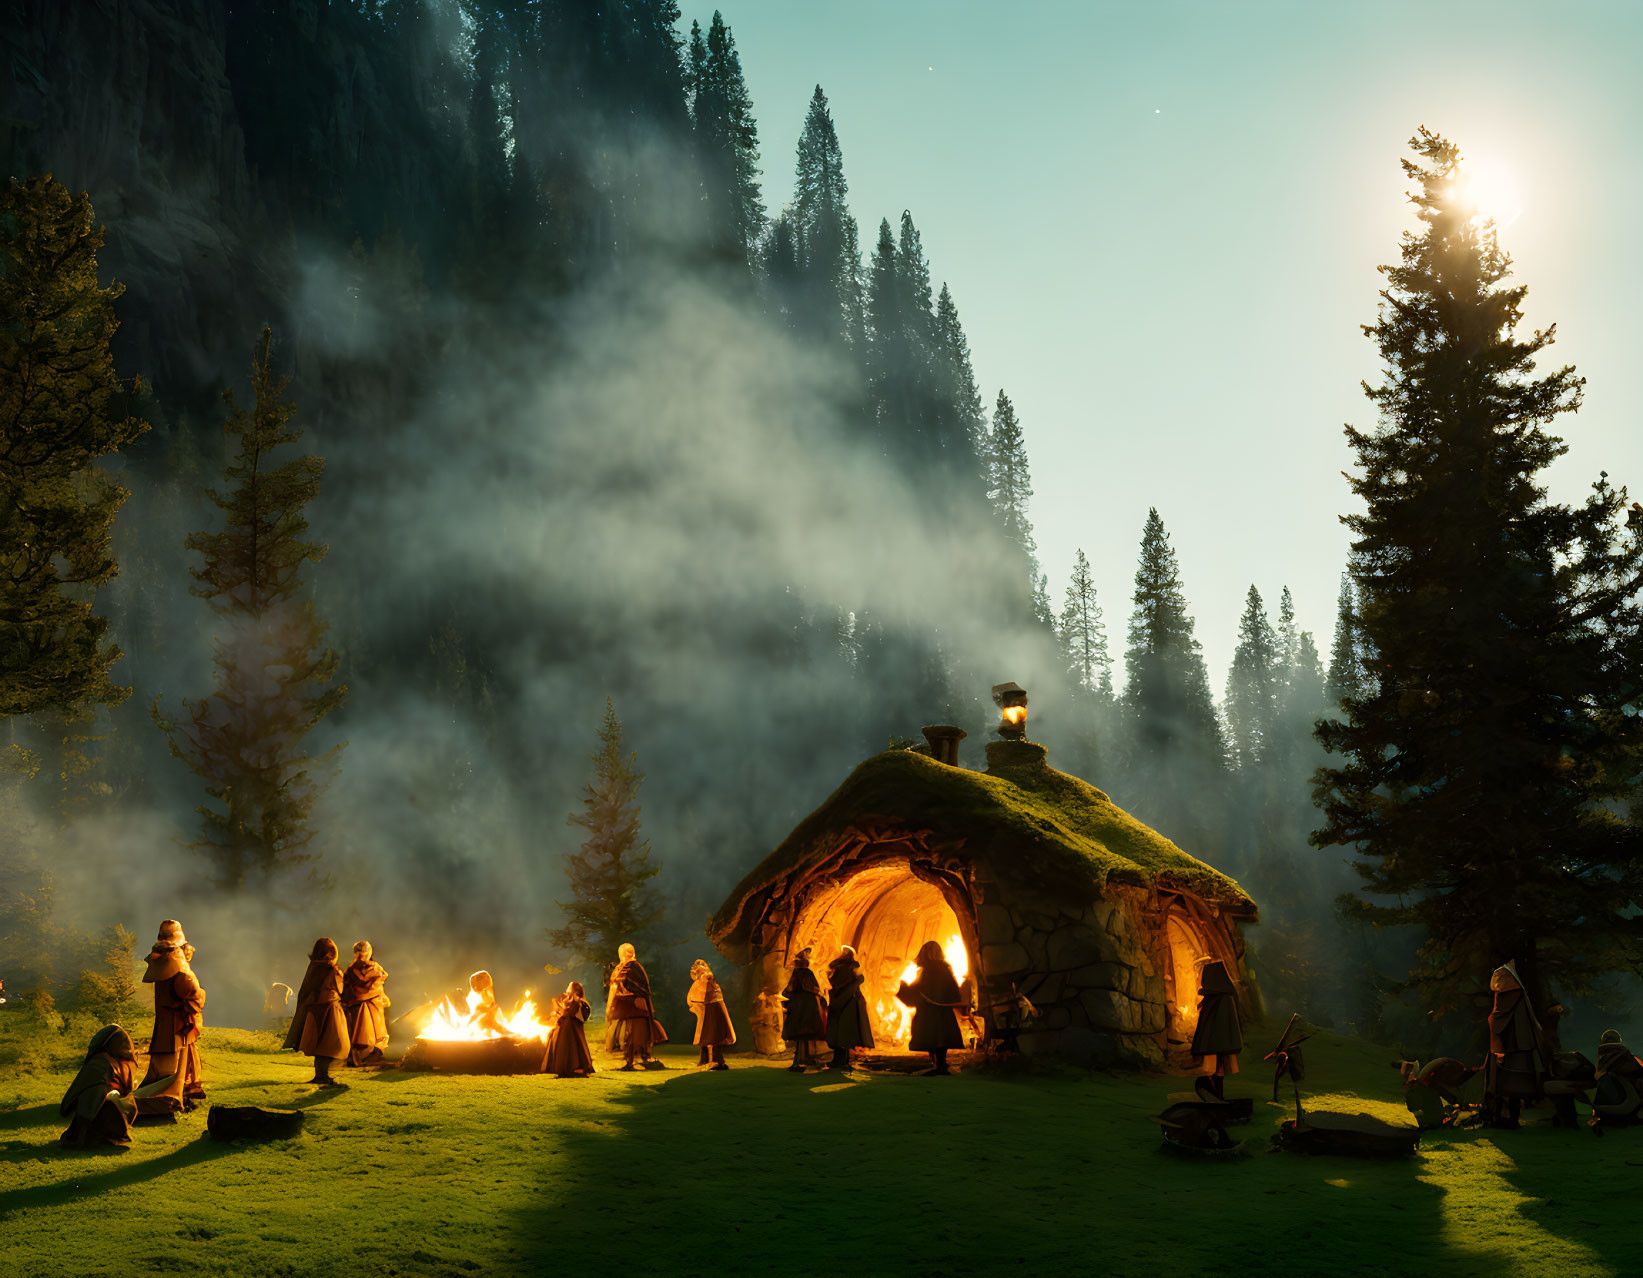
[0,179,148,727]
[684,11,763,262]
[1325,573,1369,705]
[546,697,663,975]
[1224,585,1280,771]
[1059,548,1112,695]
[932,283,987,465]
[154,329,346,887]
[790,86,861,345]
[1314,128,1643,1013]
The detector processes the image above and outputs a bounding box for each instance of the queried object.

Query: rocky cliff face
[5,1,265,411]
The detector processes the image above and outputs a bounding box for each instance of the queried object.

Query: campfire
[401,971,550,1074]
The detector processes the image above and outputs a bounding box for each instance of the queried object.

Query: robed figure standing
[1190,959,1242,1099]
[1484,962,1546,1128]
[825,945,875,1069]
[542,981,596,1078]
[782,949,828,1072]
[608,943,668,1070]
[139,920,206,1109]
[342,941,390,1067]
[896,940,966,1075]
[285,938,350,1085]
[688,959,736,1069]
[60,1025,139,1148]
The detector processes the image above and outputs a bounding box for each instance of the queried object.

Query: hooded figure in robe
[542,981,595,1078]
[608,943,668,1069]
[782,948,828,1071]
[139,920,206,1110]
[1189,959,1242,1099]
[688,959,736,1069]
[342,941,390,1067]
[825,945,875,1068]
[285,938,350,1084]
[1593,1028,1643,1125]
[60,1025,138,1148]
[1484,961,1545,1127]
[896,940,966,1075]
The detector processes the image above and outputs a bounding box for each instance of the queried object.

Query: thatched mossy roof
[711,747,1255,945]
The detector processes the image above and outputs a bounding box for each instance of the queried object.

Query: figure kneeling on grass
[825,945,874,1070]
[688,959,736,1070]
[1190,960,1242,1100]
[896,940,966,1076]
[140,920,206,1111]
[609,943,668,1071]
[1593,1029,1643,1126]
[285,938,350,1086]
[342,941,390,1067]
[782,948,828,1072]
[542,981,595,1078]
[60,1025,139,1149]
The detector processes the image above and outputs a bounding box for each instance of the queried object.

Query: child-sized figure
[608,944,669,1070]
[688,959,736,1070]
[1593,1029,1643,1126]
[468,970,508,1036]
[285,938,350,1086]
[782,948,828,1071]
[896,940,966,1075]
[1190,959,1242,1099]
[1484,961,1545,1129]
[542,981,595,1078]
[342,941,390,1066]
[825,945,875,1069]
[60,1025,139,1148]
[139,920,207,1110]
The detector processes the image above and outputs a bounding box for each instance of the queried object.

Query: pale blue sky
[685,0,1643,684]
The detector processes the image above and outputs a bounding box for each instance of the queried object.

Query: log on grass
[207,1105,305,1142]
[1274,1111,1419,1159]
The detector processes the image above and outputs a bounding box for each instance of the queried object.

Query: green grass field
[1,1019,1635,1278]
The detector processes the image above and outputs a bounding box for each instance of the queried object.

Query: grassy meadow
[0,1016,1636,1278]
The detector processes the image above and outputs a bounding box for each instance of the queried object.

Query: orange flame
[1002,706,1026,726]
[420,987,552,1041]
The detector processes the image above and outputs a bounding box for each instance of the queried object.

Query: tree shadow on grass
[1496,1122,1643,1276]
[0,1130,240,1215]
[505,1066,1466,1278]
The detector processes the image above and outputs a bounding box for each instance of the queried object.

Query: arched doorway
[1163,910,1210,1047]
[787,859,979,1048]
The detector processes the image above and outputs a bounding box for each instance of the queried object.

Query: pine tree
[1224,586,1279,770]
[1325,573,1368,704]
[984,390,1045,625]
[154,329,346,887]
[932,283,986,464]
[791,86,861,345]
[0,178,148,726]
[1276,585,1299,675]
[685,11,764,262]
[546,697,663,974]
[1314,128,1643,1013]
[1059,548,1112,694]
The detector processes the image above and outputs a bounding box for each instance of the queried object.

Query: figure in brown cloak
[608,943,669,1070]
[782,948,828,1071]
[542,981,596,1078]
[688,959,736,1069]
[1189,959,1242,1099]
[1592,1029,1643,1126]
[284,938,350,1085]
[896,940,966,1075]
[825,945,875,1069]
[139,920,206,1110]
[1484,961,1545,1128]
[342,941,390,1067]
[60,1025,138,1148]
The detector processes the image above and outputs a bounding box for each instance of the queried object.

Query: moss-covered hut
[708,737,1258,1066]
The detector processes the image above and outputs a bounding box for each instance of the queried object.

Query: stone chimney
[920,724,967,766]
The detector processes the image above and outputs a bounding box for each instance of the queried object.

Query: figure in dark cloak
[825,945,874,1069]
[139,920,206,1111]
[285,938,351,1085]
[896,940,967,1075]
[608,943,668,1070]
[781,948,828,1071]
[542,981,596,1078]
[688,959,736,1069]
[1190,960,1242,1099]
[1593,1029,1643,1126]
[1484,962,1545,1128]
[60,1025,138,1148]
[342,941,390,1067]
